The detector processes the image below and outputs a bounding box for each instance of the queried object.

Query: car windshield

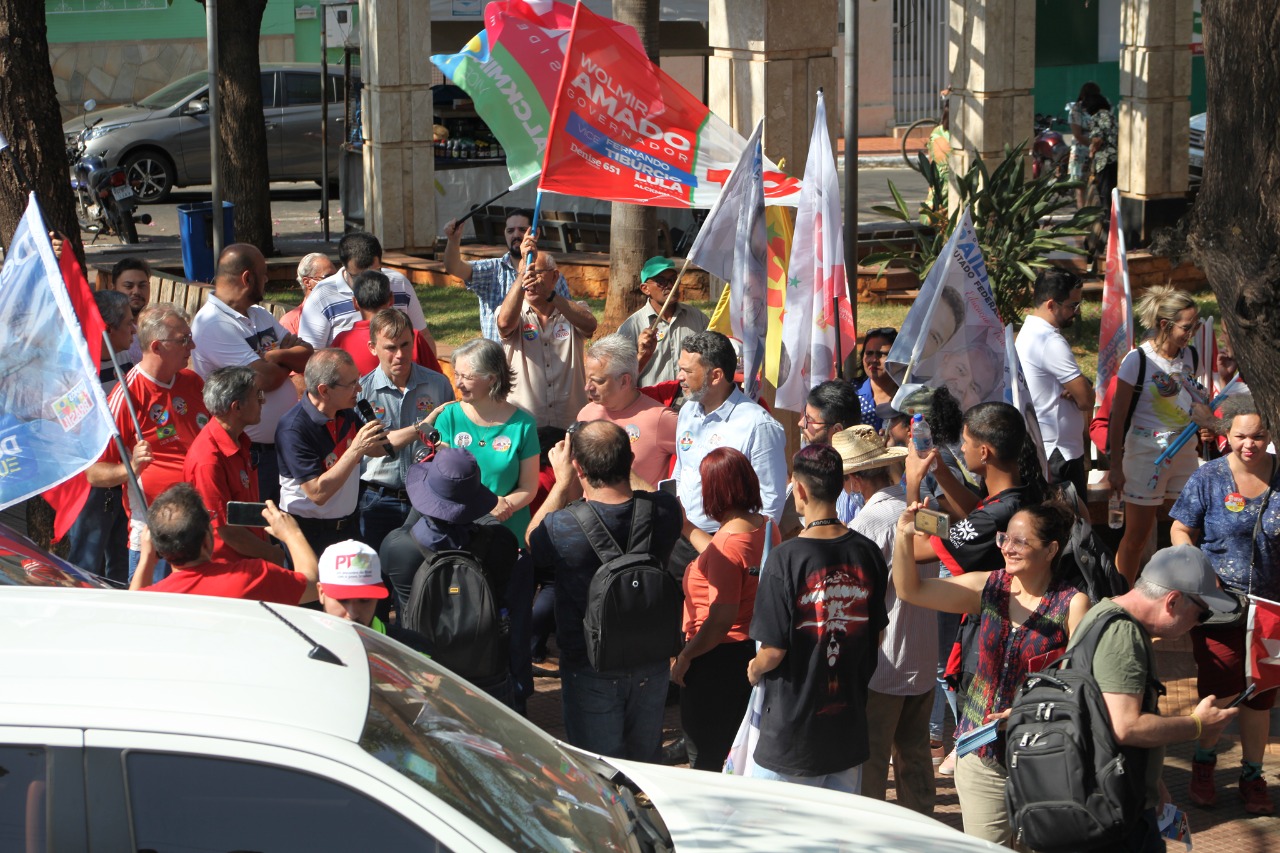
[0,525,110,588]
[355,628,637,852]
[138,72,209,109]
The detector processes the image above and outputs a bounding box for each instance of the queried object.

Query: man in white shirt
[671,331,786,576]
[1015,269,1094,497]
[297,231,430,349]
[191,244,314,504]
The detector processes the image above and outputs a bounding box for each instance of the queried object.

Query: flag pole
[101,331,150,514]
[654,255,695,323]
[453,172,541,227]
[833,294,844,379]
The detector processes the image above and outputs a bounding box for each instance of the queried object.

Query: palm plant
[863,142,1103,323]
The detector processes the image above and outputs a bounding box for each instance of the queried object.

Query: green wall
[45,0,295,43]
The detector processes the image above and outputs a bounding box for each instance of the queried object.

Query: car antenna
[259,602,346,666]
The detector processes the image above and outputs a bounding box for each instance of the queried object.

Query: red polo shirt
[332,320,442,374]
[184,417,265,561]
[146,559,306,605]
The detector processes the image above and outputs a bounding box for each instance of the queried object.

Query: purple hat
[405,447,498,524]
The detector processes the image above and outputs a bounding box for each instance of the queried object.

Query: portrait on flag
[0,196,115,511]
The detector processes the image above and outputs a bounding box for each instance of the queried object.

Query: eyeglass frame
[995,531,1046,553]
[160,333,194,347]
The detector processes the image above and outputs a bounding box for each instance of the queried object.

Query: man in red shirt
[88,303,208,581]
[184,365,286,565]
[331,270,441,374]
[131,482,318,605]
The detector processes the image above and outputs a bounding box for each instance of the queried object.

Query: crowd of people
[59,215,1275,848]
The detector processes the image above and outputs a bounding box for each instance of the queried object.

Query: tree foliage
[863,143,1102,324]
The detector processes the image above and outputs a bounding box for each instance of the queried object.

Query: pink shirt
[577,393,678,488]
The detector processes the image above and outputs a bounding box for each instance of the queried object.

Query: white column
[1118,0,1193,199]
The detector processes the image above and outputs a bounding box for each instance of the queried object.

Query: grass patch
[267,282,1221,374]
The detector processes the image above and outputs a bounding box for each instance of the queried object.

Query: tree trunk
[213,0,274,255]
[0,0,83,265]
[1187,5,1280,427]
[603,0,660,336]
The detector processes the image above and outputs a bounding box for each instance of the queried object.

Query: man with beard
[191,244,314,504]
[111,257,151,363]
[1015,269,1094,497]
[443,210,570,342]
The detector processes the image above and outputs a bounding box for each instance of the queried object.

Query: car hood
[602,757,1002,852]
[63,104,166,137]
[1190,112,1206,134]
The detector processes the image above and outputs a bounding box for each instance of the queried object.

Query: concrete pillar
[1118,0,1193,242]
[834,0,895,137]
[360,0,436,253]
[945,0,1036,177]
[707,0,838,175]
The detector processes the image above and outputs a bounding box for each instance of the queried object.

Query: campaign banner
[539,3,801,208]
[886,208,1007,412]
[0,195,115,512]
[1096,187,1133,404]
[775,91,856,412]
[688,121,768,399]
[1246,595,1280,694]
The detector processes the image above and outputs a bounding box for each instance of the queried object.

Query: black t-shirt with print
[931,484,1030,575]
[749,529,889,777]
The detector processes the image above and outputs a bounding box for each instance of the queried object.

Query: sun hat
[405,446,499,524]
[831,425,908,474]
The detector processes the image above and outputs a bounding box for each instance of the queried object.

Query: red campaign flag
[538,2,800,208]
[1247,596,1280,695]
[42,247,107,544]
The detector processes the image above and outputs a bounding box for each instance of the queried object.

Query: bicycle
[901,117,941,171]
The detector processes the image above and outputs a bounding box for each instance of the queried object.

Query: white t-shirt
[1116,341,1197,433]
[190,295,299,444]
[297,268,426,348]
[1015,314,1085,459]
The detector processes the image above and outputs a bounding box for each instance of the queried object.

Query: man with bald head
[498,241,597,429]
[281,252,337,335]
[191,243,314,503]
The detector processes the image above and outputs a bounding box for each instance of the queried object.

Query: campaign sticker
[523,323,539,342]
[416,397,433,412]
[324,451,339,469]
[1152,370,1180,398]
[150,404,169,425]
[492,435,512,453]
[678,430,693,451]
[656,327,667,342]
[374,405,387,418]
[240,470,250,489]
[172,397,188,416]
[1225,492,1246,513]
[196,413,209,429]
[455,431,474,448]
[626,424,641,443]
[552,322,571,341]
[709,433,723,446]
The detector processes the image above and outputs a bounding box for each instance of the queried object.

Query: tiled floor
[526,633,1280,848]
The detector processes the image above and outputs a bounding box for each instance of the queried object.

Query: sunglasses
[1185,592,1212,624]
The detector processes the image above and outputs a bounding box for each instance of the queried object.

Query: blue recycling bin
[177,201,234,282]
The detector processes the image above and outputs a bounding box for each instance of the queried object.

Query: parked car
[61,63,359,203]
[0,587,1000,852]
[0,522,111,589]
[1189,111,1206,187]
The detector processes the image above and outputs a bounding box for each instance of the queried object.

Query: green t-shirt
[1068,599,1163,809]
[436,403,539,543]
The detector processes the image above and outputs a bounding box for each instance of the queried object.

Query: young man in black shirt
[747,444,889,791]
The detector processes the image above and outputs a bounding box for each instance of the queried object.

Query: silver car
[62,63,358,203]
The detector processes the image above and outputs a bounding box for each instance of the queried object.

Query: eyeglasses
[1184,592,1212,624]
[799,412,829,429]
[996,531,1044,553]
[238,391,268,405]
[863,349,893,361]
[454,372,486,383]
[161,334,194,346]
[566,420,587,436]
[328,378,360,390]
[648,274,678,289]
[1170,319,1203,333]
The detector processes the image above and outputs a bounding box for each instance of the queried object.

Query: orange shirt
[682,522,779,641]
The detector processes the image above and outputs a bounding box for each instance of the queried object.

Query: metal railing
[892,0,949,126]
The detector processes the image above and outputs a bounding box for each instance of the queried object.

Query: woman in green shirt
[424,337,540,544]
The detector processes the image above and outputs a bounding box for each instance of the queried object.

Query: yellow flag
[707,271,732,335]
[763,206,795,384]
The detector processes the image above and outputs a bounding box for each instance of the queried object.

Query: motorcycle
[67,100,150,244]
[1031,110,1069,180]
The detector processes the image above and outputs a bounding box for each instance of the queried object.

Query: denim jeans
[358,485,411,553]
[65,485,129,585]
[128,549,170,584]
[931,609,961,740]
[560,659,669,762]
[530,583,555,659]
[748,762,863,794]
[506,552,535,713]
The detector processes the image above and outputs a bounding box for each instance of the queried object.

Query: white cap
[317,540,388,600]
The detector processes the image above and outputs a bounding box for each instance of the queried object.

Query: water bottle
[910,413,934,455]
[1108,493,1125,529]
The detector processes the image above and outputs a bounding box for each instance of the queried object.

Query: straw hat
[830,425,908,474]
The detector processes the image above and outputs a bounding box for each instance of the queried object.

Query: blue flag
[0,195,115,511]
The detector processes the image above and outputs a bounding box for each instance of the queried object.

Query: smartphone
[656,478,678,497]
[1227,683,1258,709]
[226,501,270,527]
[914,507,950,539]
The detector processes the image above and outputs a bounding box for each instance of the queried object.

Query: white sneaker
[938,749,957,776]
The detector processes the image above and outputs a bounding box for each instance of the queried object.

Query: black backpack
[569,493,683,672]
[1055,482,1127,600]
[402,525,514,684]
[1005,609,1164,852]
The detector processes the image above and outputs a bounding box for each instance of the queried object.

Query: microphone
[355,399,396,461]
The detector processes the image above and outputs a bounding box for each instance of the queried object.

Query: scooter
[1031,111,1069,180]
[67,100,150,244]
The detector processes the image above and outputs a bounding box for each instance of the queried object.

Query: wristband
[1189,712,1202,740]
